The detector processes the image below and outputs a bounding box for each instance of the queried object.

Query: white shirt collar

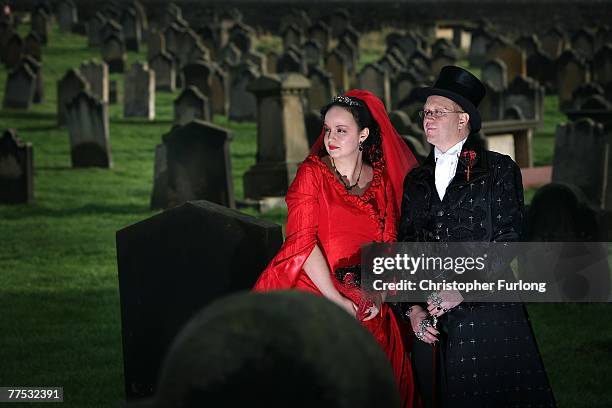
[434,137,468,162]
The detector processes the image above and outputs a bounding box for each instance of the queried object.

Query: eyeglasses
[418,109,465,119]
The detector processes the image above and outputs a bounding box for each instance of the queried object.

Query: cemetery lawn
[1,25,611,408]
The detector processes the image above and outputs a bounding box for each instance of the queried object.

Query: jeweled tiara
[332,94,363,107]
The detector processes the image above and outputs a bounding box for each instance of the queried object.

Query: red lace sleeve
[253,158,320,290]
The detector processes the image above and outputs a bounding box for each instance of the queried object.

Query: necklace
[331,156,364,191]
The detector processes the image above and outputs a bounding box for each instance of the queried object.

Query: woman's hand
[427,290,464,317]
[409,305,439,344]
[332,294,358,318]
[359,292,382,322]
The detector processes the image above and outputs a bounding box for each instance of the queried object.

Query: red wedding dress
[253,89,419,407]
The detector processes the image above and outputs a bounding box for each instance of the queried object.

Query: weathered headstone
[540,26,565,59]
[31,8,50,44]
[58,0,78,33]
[302,39,322,70]
[482,58,508,92]
[557,49,590,111]
[357,63,391,109]
[468,27,494,66]
[152,121,235,209]
[479,81,504,122]
[57,68,90,125]
[504,76,545,121]
[100,19,123,44]
[242,50,266,74]
[88,12,107,48]
[116,200,282,400]
[163,23,184,63]
[187,41,210,65]
[174,86,211,126]
[486,37,526,82]
[175,28,200,68]
[210,64,229,116]
[228,63,258,122]
[552,119,611,208]
[516,34,541,59]
[266,50,279,74]
[244,74,311,199]
[4,32,23,69]
[336,38,357,75]
[430,47,456,77]
[219,42,242,69]
[80,59,109,104]
[593,44,612,86]
[66,91,111,168]
[391,68,422,110]
[21,56,44,104]
[308,21,331,52]
[307,66,335,112]
[228,22,254,54]
[571,28,596,60]
[124,62,155,119]
[570,83,605,110]
[0,129,33,204]
[149,52,176,92]
[330,8,350,37]
[325,49,349,93]
[183,60,213,98]
[527,50,556,93]
[23,32,42,62]
[147,30,165,61]
[277,49,306,74]
[101,33,127,73]
[281,24,303,51]
[3,63,36,109]
[121,6,142,52]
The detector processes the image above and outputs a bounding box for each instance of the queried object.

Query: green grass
[1,23,611,408]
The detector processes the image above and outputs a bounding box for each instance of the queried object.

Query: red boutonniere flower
[461,150,477,181]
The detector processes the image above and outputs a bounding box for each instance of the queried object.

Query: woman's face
[323,106,368,160]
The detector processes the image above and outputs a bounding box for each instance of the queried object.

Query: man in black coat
[397,66,555,407]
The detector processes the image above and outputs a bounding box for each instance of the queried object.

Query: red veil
[310,89,418,211]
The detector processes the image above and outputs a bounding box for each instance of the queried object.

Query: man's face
[422,95,468,151]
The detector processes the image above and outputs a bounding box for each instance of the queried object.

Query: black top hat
[416,65,486,132]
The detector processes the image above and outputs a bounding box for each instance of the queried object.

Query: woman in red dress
[253,90,420,407]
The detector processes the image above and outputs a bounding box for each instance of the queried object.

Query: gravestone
[163,2,183,27]
[330,8,350,37]
[174,86,211,126]
[163,23,184,63]
[482,58,508,92]
[307,66,335,112]
[229,63,258,122]
[31,8,49,44]
[101,33,127,73]
[21,56,43,104]
[100,19,123,44]
[124,62,155,119]
[210,64,229,116]
[183,60,213,99]
[80,59,109,104]
[504,76,545,121]
[3,63,36,109]
[486,37,526,82]
[242,50,266,74]
[116,200,283,400]
[149,52,176,92]
[308,21,331,52]
[593,45,612,86]
[302,39,322,70]
[409,49,432,78]
[571,28,595,59]
[557,49,590,111]
[109,80,120,104]
[540,26,565,59]
[219,42,242,69]
[336,38,357,75]
[282,24,303,51]
[187,41,210,65]
[88,12,107,48]
[57,68,90,125]
[175,28,200,68]
[552,118,610,208]
[570,83,605,110]
[57,0,78,33]
[197,25,219,60]
[325,49,349,93]
[516,34,541,59]
[0,129,33,204]
[357,63,391,109]
[228,22,254,54]
[24,32,42,62]
[4,32,23,69]
[121,7,142,52]
[391,69,422,110]
[244,74,310,199]
[147,30,165,61]
[66,91,111,168]
[265,50,279,75]
[277,49,306,74]
[479,81,504,122]
[279,9,311,33]
[152,120,235,209]
[468,27,493,66]
[527,50,556,93]
[430,47,456,77]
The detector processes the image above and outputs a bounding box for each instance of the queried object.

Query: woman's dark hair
[319,96,383,164]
